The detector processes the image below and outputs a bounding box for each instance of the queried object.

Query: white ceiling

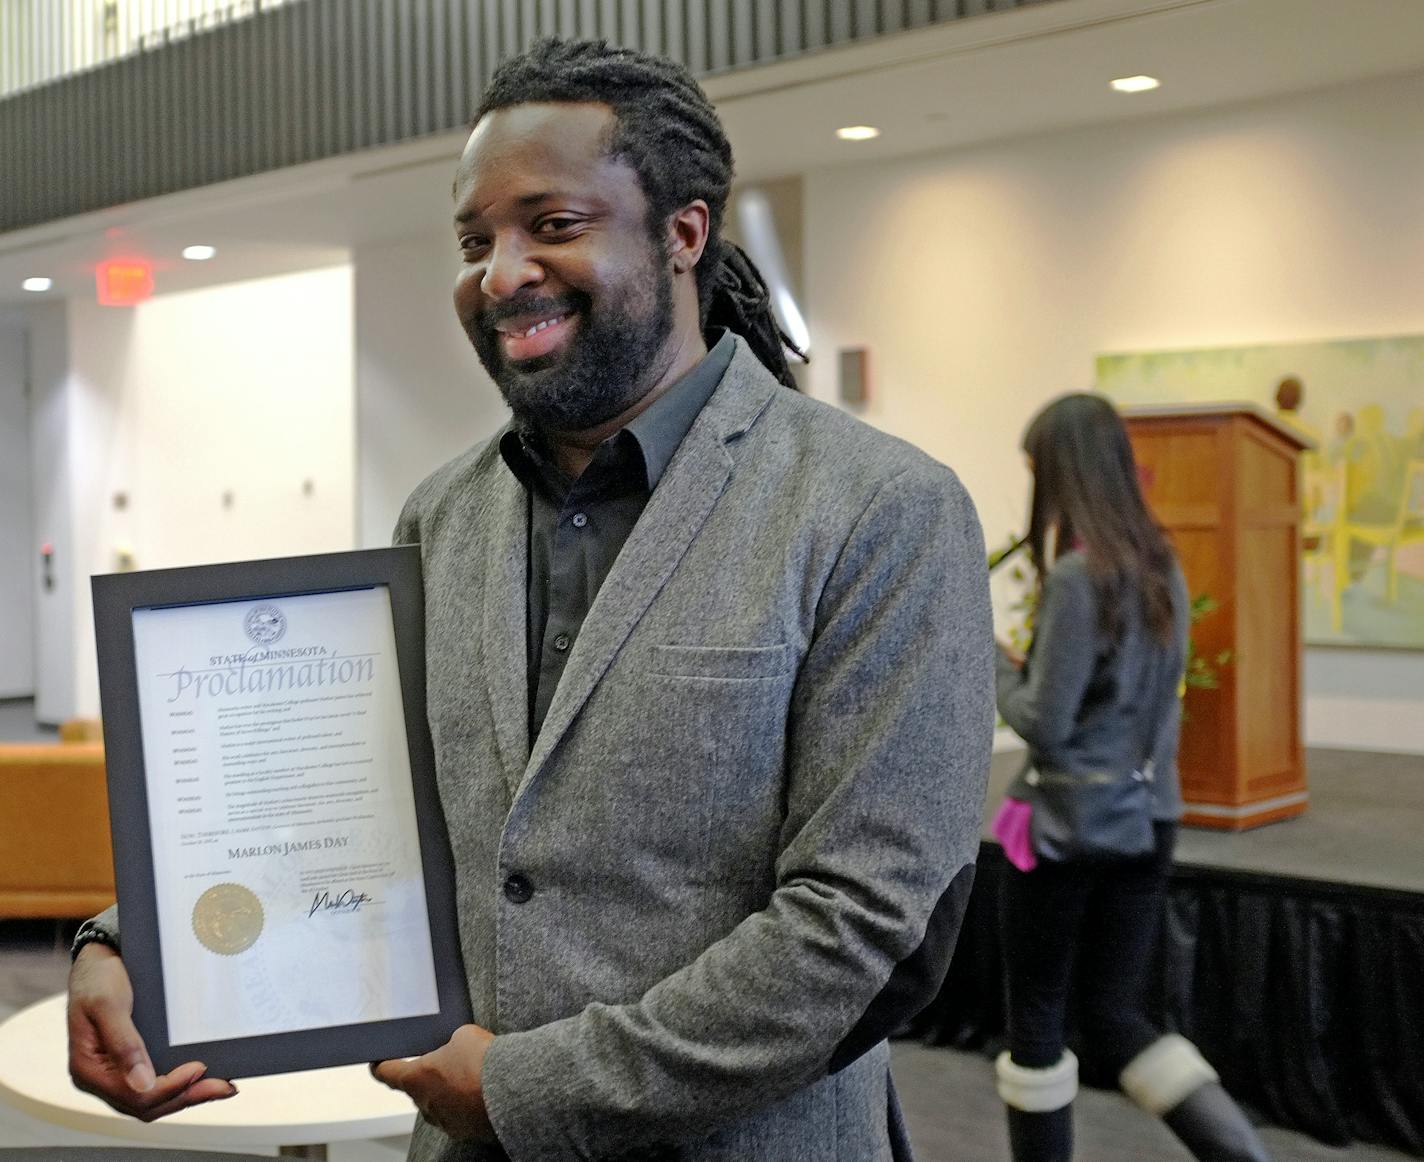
[3,0,1424,309]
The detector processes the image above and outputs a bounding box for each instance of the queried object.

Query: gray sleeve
[480,464,996,1159]
[71,903,121,959]
[996,557,1100,750]
[87,903,119,936]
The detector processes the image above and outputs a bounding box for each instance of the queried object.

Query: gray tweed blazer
[393,338,994,1161]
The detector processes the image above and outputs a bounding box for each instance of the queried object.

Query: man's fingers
[94,1061,202,1109]
[72,1060,215,1120]
[79,996,156,1094]
[125,1060,156,1094]
[153,1061,208,1096]
[65,950,234,1124]
[132,1075,239,1122]
[370,1058,411,1090]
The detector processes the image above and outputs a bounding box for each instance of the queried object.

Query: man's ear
[667,200,711,275]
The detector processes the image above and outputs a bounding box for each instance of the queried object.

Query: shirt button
[553,633,571,652]
[571,512,588,528]
[503,874,534,904]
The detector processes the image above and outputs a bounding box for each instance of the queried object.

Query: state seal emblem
[244,604,286,646]
[192,882,264,955]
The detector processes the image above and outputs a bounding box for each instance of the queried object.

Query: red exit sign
[96,260,154,306]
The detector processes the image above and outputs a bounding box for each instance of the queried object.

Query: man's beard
[467,259,676,432]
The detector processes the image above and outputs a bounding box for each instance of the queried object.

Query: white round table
[0,994,418,1158]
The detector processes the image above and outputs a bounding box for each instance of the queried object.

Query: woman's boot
[996,1050,1077,1162]
[1119,1034,1272,1161]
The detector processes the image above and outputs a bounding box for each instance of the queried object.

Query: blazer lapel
[518,431,730,798]
[481,464,531,800]
[517,340,776,801]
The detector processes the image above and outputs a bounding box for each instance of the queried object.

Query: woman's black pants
[1000,821,1178,1073]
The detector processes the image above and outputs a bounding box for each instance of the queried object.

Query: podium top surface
[1119,401,1316,450]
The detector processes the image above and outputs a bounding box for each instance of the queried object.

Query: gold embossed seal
[192,883,263,955]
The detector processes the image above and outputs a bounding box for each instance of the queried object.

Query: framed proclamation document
[92,546,471,1079]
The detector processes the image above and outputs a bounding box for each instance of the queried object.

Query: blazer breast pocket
[630,643,795,885]
[646,642,791,681]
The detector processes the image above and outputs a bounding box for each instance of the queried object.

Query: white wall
[0,324,35,698]
[354,233,508,548]
[64,297,137,721]
[804,68,1424,753]
[37,267,356,720]
[26,301,76,723]
[78,266,356,572]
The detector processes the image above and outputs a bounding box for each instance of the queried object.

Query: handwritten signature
[309,888,374,918]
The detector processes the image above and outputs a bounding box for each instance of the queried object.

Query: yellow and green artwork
[1096,335,1424,650]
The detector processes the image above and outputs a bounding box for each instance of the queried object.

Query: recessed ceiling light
[22,277,52,292]
[1111,75,1161,93]
[182,244,217,261]
[836,125,881,141]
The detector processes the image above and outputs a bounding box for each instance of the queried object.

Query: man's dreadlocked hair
[473,38,803,390]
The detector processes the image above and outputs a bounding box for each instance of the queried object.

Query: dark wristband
[70,921,121,961]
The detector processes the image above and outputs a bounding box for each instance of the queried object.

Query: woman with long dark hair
[993,394,1269,1161]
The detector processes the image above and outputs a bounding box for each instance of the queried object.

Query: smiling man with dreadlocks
[67,37,993,1162]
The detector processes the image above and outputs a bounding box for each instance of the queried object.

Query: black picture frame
[92,546,471,1079]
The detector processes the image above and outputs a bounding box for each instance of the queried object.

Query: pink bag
[991,797,1038,872]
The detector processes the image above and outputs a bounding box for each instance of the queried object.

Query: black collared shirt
[499,330,736,739]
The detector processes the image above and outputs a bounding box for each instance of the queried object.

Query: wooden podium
[1122,404,1312,830]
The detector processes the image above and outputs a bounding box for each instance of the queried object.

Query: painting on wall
[1096,335,1424,650]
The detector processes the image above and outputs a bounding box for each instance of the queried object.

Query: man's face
[452,102,675,432]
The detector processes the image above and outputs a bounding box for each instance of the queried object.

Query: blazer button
[503,874,534,904]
